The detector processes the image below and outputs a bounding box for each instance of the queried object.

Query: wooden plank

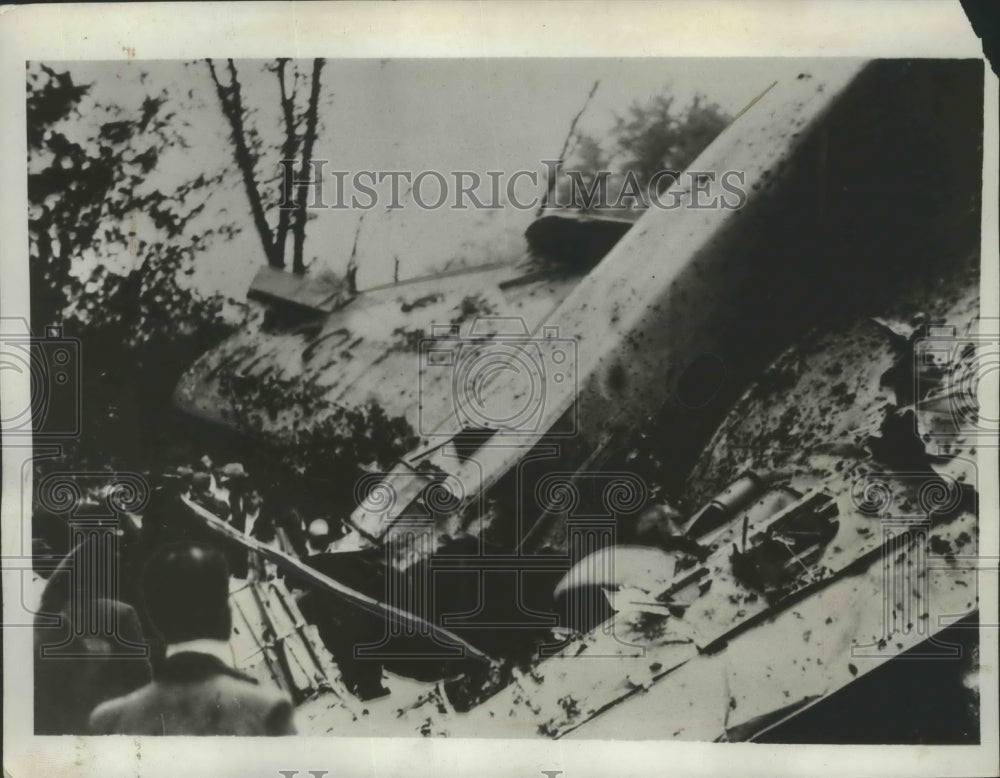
[180,495,493,665]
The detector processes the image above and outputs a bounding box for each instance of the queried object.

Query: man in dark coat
[89,542,295,736]
[34,522,153,735]
[34,597,152,735]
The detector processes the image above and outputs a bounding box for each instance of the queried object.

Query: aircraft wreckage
[173,58,986,738]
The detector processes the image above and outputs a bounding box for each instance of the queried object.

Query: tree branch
[537,79,600,216]
[206,58,279,267]
[291,57,325,275]
[273,58,299,268]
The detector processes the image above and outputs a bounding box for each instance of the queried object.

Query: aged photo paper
[2,2,997,777]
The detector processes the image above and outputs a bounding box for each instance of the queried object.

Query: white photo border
[2,3,996,778]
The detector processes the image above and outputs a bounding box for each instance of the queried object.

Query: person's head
[219,462,248,490]
[142,542,232,644]
[306,519,331,553]
[245,489,262,513]
[191,472,212,495]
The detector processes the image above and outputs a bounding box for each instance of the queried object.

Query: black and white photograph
[2,3,998,778]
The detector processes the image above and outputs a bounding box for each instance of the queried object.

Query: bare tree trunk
[206,58,279,268]
[273,58,298,269]
[537,79,600,217]
[291,58,325,275]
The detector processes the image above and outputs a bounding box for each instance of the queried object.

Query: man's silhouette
[89,542,295,735]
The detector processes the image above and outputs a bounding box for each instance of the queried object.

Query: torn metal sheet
[553,545,677,600]
[408,178,983,741]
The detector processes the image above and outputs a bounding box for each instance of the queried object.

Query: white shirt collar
[165,638,234,666]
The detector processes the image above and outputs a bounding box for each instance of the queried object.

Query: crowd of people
[33,452,350,737]
[142,453,348,580]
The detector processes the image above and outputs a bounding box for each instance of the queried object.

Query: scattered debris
[449,293,497,327]
[400,293,442,313]
[729,492,839,601]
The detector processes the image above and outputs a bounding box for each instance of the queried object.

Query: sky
[42,58,806,300]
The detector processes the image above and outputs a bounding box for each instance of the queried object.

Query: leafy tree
[614,94,729,191]
[555,92,731,211]
[27,63,237,471]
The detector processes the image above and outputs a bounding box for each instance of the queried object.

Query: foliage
[614,94,730,190]
[555,92,731,210]
[27,63,238,471]
[216,367,418,492]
